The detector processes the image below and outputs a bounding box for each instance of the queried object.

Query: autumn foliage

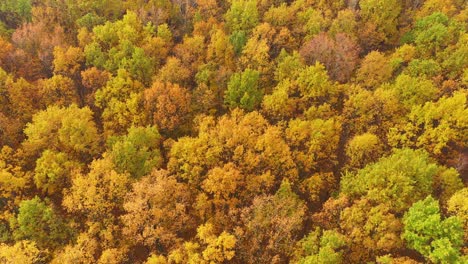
[0,0,467,263]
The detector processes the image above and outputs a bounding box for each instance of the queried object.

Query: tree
[94,69,146,137]
[236,179,306,263]
[388,91,467,163]
[80,67,111,106]
[297,62,338,103]
[359,0,401,46]
[197,223,236,263]
[341,149,438,213]
[62,156,130,221]
[107,126,162,178]
[262,51,305,119]
[167,224,236,263]
[286,117,342,176]
[173,35,206,80]
[224,0,259,33]
[84,11,156,84]
[34,150,81,196]
[224,69,262,111]
[300,32,359,83]
[239,35,272,81]
[50,232,98,264]
[11,197,72,248]
[156,57,191,86]
[343,85,403,138]
[345,132,383,170]
[196,163,245,227]
[143,81,192,133]
[408,13,451,57]
[0,240,44,264]
[339,199,403,262]
[355,51,393,89]
[447,188,468,249]
[122,170,194,254]
[5,76,41,121]
[23,104,100,159]
[0,148,29,214]
[168,110,297,198]
[293,228,348,264]
[402,196,464,263]
[37,75,80,108]
[52,46,84,77]
[12,22,67,76]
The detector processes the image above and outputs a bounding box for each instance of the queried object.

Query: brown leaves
[300,32,360,83]
[144,81,192,133]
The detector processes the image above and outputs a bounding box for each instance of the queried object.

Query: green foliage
[297,62,336,100]
[0,0,467,262]
[107,126,162,178]
[12,197,72,248]
[341,148,438,213]
[410,12,451,56]
[402,196,464,263]
[34,150,81,196]
[388,91,468,159]
[294,228,347,264]
[84,11,159,84]
[224,0,259,33]
[224,68,262,111]
[390,74,437,107]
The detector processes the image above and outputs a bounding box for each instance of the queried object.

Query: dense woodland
[0,0,467,263]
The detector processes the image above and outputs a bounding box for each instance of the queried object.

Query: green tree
[34,150,81,196]
[402,196,464,263]
[294,228,348,264]
[12,197,72,248]
[224,69,262,111]
[224,0,258,33]
[341,149,438,213]
[107,126,162,178]
[390,74,437,108]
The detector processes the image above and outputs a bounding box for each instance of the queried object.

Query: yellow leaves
[388,90,468,161]
[356,51,393,89]
[197,224,236,263]
[38,74,79,108]
[156,57,191,85]
[0,240,44,264]
[52,46,84,76]
[23,104,100,157]
[448,188,468,224]
[300,172,336,204]
[202,163,242,200]
[286,117,342,174]
[169,109,296,197]
[207,29,235,69]
[63,156,130,219]
[345,133,383,169]
[239,37,271,76]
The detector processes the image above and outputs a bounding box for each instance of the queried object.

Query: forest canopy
[0,0,467,263]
